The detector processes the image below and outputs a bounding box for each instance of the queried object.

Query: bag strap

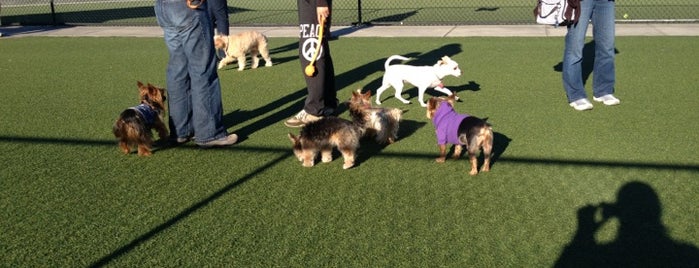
[539,3,561,18]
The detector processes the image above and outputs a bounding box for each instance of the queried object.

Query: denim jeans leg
[562,0,594,103]
[188,32,226,144]
[155,0,226,143]
[591,0,616,98]
[156,0,194,139]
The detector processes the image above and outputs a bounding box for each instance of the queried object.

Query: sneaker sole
[197,134,238,148]
[593,97,620,106]
[570,103,593,111]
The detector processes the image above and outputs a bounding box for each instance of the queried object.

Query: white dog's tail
[384,55,411,70]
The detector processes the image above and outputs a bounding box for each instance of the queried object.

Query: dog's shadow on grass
[452,81,481,93]
[398,80,481,104]
[352,117,427,167]
[490,132,511,167]
[266,40,300,66]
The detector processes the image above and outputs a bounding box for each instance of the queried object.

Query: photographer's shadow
[555,181,699,267]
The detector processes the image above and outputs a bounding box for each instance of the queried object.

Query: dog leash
[304,16,326,77]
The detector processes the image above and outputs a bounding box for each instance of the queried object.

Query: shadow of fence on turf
[2,135,698,266]
[1,6,157,26]
[2,135,699,173]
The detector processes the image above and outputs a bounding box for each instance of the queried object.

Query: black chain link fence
[1,0,698,26]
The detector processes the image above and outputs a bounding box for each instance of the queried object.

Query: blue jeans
[562,0,616,103]
[155,0,227,143]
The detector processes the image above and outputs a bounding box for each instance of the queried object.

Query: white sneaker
[593,94,621,106]
[284,110,322,128]
[569,98,594,111]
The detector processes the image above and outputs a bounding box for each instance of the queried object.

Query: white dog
[375,55,461,107]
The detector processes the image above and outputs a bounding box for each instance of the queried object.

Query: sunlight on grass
[0,36,697,267]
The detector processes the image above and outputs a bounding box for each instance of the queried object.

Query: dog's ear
[137,81,144,88]
[441,55,451,62]
[213,36,225,49]
[146,83,157,95]
[362,90,371,98]
[426,98,437,119]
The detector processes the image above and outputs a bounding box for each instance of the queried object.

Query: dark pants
[207,0,229,35]
[298,0,337,116]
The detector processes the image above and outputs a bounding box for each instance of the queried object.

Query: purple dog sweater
[432,102,469,145]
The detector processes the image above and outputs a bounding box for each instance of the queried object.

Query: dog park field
[1,34,698,266]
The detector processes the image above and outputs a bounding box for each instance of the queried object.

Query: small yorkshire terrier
[113,81,168,156]
[426,94,493,175]
[348,89,402,144]
[214,31,273,71]
[288,117,362,169]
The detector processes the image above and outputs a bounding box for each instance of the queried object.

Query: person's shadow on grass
[554,181,699,267]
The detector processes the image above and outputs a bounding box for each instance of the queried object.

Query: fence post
[355,0,363,25]
[50,0,56,25]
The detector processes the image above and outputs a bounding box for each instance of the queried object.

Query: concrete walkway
[1,23,698,38]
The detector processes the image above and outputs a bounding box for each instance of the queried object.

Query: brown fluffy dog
[288,117,362,169]
[426,94,493,175]
[214,31,273,71]
[348,89,402,144]
[113,81,168,156]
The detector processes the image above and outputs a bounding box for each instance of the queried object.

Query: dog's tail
[389,108,403,122]
[384,55,410,70]
[459,119,493,150]
[113,110,147,142]
[479,122,494,157]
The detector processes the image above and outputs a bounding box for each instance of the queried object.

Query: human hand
[576,205,603,233]
[317,7,330,25]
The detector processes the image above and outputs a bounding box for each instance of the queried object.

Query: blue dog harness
[130,103,158,126]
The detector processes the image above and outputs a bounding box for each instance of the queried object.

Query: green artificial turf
[0,36,698,267]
